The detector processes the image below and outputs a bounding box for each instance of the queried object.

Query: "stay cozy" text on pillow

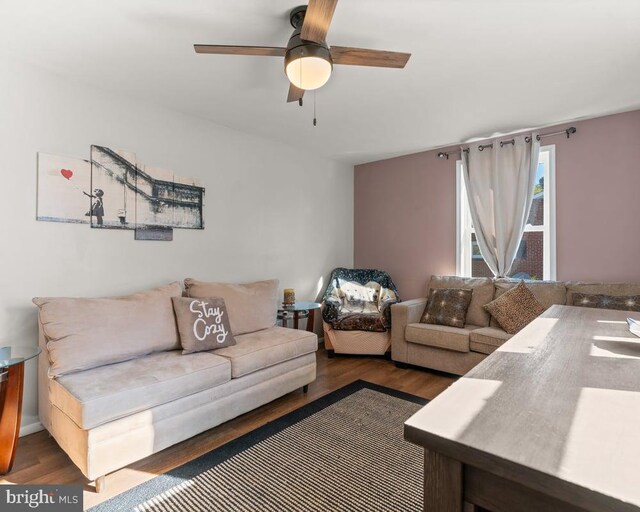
[172,297,236,354]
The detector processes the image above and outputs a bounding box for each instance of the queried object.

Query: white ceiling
[2,0,640,164]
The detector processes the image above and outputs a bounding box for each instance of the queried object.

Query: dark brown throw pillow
[172,297,236,354]
[572,293,640,312]
[484,281,545,335]
[421,288,473,329]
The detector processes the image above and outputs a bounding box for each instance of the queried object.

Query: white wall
[0,57,354,434]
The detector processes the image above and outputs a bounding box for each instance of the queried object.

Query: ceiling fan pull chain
[298,55,304,106]
[313,90,317,127]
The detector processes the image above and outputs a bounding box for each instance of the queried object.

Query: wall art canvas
[135,164,176,229]
[38,145,204,241]
[36,153,92,224]
[172,174,205,229]
[135,226,174,241]
[90,146,138,229]
[134,164,204,230]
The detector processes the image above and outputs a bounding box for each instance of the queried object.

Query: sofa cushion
[51,350,231,429]
[405,323,482,353]
[33,282,183,377]
[484,282,545,334]
[184,279,278,335]
[571,293,640,312]
[172,297,236,353]
[421,288,473,328]
[214,326,317,378]
[428,276,493,327]
[566,282,640,308]
[491,278,566,328]
[469,327,513,355]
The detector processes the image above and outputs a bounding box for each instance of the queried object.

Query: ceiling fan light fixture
[285,44,332,91]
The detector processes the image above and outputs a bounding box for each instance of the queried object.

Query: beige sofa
[391,275,640,375]
[34,280,317,490]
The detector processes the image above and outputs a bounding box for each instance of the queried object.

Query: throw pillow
[483,281,545,335]
[572,293,640,312]
[172,297,236,354]
[421,288,473,329]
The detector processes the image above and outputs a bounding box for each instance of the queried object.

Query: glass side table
[0,345,41,474]
[277,301,321,332]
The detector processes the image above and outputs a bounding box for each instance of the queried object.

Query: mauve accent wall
[354,109,640,300]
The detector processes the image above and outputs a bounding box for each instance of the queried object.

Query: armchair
[322,268,400,356]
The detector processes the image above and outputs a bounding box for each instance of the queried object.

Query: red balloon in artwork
[60,169,73,180]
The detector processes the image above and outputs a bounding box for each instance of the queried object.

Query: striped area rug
[90,381,427,512]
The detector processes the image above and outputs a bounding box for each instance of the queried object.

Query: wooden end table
[277,301,321,332]
[0,345,40,474]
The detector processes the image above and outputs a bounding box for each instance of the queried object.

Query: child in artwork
[84,188,105,226]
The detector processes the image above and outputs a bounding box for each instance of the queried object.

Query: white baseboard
[20,420,44,437]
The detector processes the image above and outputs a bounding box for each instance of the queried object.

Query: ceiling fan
[194,0,411,104]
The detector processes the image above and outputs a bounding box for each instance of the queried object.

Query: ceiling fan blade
[287,84,305,103]
[194,45,286,57]
[301,0,338,43]
[330,46,411,68]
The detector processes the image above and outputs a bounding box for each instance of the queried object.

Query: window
[456,145,556,280]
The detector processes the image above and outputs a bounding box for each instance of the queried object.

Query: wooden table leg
[424,449,463,512]
[306,309,315,333]
[0,362,25,475]
[294,311,299,330]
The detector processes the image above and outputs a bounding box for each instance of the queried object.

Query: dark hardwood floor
[1,348,456,509]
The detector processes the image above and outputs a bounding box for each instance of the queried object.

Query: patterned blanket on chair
[322,268,400,332]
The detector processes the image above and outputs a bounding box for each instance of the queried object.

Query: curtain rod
[437,127,576,159]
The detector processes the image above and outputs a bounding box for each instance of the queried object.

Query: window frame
[456,144,556,280]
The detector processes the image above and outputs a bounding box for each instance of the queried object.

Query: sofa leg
[302,384,309,393]
[395,362,409,369]
[327,349,335,359]
[95,475,106,493]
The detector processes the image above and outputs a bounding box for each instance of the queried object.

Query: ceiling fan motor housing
[284,25,333,78]
[286,5,333,71]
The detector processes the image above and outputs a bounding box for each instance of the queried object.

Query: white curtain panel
[461,134,540,277]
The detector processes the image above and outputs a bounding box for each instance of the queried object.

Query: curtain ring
[536,134,541,141]
[478,145,484,151]
[525,136,531,143]
[499,141,504,148]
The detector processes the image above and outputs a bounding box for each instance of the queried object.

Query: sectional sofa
[391,275,640,375]
[33,279,317,491]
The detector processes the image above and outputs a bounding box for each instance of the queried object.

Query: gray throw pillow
[172,297,236,354]
[421,288,473,329]
[572,293,640,312]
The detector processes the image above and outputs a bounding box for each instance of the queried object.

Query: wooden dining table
[404,305,640,512]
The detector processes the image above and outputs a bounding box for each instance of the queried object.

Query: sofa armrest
[391,298,427,363]
[37,313,53,432]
